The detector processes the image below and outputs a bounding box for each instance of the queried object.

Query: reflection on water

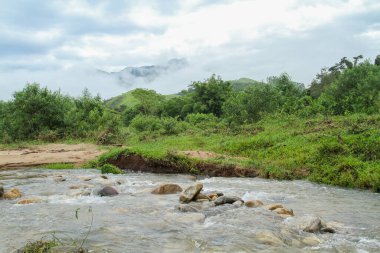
[0,169,379,252]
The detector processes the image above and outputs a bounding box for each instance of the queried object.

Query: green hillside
[105,78,261,109]
[105,90,180,110]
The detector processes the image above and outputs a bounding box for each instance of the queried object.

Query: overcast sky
[0,0,379,100]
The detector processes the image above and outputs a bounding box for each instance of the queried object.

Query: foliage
[0,85,121,143]
[188,74,232,117]
[19,239,59,253]
[100,164,124,174]
[320,61,380,114]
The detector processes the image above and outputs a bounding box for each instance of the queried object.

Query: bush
[100,164,124,174]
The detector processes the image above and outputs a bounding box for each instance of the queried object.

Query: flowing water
[0,169,379,253]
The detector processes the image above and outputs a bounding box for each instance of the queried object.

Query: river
[0,169,379,252]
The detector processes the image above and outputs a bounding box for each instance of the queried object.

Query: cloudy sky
[0,0,379,100]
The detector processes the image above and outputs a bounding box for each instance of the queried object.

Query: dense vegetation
[1,55,379,191]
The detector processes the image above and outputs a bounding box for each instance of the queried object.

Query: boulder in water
[195,192,210,201]
[266,203,283,211]
[214,196,242,206]
[179,183,203,203]
[3,188,22,199]
[17,198,42,205]
[98,186,118,197]
[303,217,323,233]
[255,231,284,246]
[151,184,182,194]
[274,207,294,216]
[245,200,264,208]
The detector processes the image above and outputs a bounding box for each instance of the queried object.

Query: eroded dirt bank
[0,144,105,169]
[108,153,260,178]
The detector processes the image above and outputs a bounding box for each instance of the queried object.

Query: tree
[131,88,165,115]
[223,84,280,123]
[189,74,232,117]
[320,61,380,114]
[9,83,70,139]
[375,55,380,66]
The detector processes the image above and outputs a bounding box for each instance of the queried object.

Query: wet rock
[233,200,244,207]
[321,227,335,233]
[17,198,42,205]
[176,201,215,213]
[255,231,284,246]
[151,183,183,194]
[214,196,242,206]
[274,207,294,216]
[54,176,66,182]
[303,217,323,233]
[195,192,210,201]
[98,186,118,197]
[0,184,3,198]
[100,175,108,179]
[176,203,201,212]
[245,200,264,208]
[179,183,203,203]
[266,203,283,211]
[3,188,22,199]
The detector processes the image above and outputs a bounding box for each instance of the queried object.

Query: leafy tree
[268,73,304,113]
[188,74,232,117]
[131,88,164,115]
[7,83,70,140]
[375,55,380,66]
[223,84,281,123]
[308,68,341,98]
[320,61,380,114]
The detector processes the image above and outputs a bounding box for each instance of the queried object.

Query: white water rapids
[0,169,379,252]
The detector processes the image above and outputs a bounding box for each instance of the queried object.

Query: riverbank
[0,144,106,170]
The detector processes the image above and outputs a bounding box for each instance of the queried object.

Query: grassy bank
[93,113,379,192]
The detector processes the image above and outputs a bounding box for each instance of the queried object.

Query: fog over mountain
[99,58,188,87]
[0,0,379,100]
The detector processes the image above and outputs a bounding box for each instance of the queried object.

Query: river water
[0,169,379,253]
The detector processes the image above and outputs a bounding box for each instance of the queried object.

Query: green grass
[117,113,380,191]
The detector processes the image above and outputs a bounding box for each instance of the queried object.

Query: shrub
[100,164,124,174]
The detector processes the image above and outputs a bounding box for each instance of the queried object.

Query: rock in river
[0,184,4,198]
[214,196,242,206]
[98,186,119,197]
[179,183,203,203]
[245,200,264,208]
[17,198,42,205]
[3,188,22,199]
[151,183,183,194]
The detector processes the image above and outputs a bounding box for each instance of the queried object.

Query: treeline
[119,56,380,134]
[0,86,121,143]
[0,55,379,142]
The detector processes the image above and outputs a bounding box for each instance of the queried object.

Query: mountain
[229,78,262,90]
[105,90,179,110]
[99,58,188,86]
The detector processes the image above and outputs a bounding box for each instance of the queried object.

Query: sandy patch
[0,143,106,169]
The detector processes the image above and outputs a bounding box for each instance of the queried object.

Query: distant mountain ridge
[99,58,188,86]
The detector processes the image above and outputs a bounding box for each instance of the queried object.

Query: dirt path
[0,144,106,169]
